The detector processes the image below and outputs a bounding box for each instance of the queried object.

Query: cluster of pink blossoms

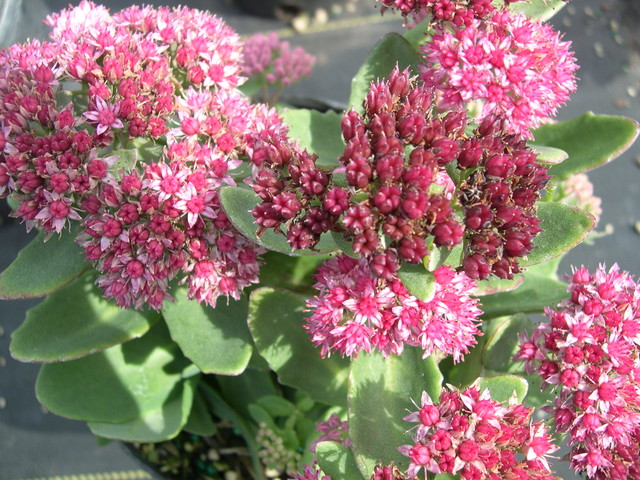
[516,264,640,480]
[251,67,548,281]
[289,462,331,480]
[310,413,351,452]
[305,254,481,359]
[400,386,559,480]
[378,0,520,26]
[420,10,578,137]
[0,1,291,309]
[242,32,316,88]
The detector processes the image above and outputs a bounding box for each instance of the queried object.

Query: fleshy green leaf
[259,251,326,292]
[162,288,252,375]
[523,202,595,267]
[482,314,533,373]
[530,144,568,165]
[316,441,365,480]
[403,16,432,49]
[10,274,159,363]
[257,395,296,417]
[88,377,197,442]
[508,0,567,21]
[36,321,190,423]
[216,368,279,419]
[426,244,463,271]
[534,113,640,179]
[474,274,524,296]
[0,229,88,299]
[349,348,442,477]
[330,231,357,258]
[183,389,217,436]
[398,263,436,302]
[248,287,350,407]
[440,336,486,389]
[130,137,164,163]
[349,33,421,112]
[199,383,263,478]
[111,148,138,171]
[219,186,336,256]
[281,108,344,169]
[478,375,528,403]
[479,262,568,319]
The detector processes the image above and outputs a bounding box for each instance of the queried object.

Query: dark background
[0,0,638,478]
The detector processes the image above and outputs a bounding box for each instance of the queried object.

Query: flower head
[420,10,578,137]
[400,386,559,479]
[516,264,640,479]
[305,254,482,360]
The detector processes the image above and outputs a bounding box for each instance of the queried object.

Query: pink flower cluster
[289,462,331,480]
[305,254,481,360]
[0,1,291,309]
[310,413,351,452]
[400,386,559,480]
[378,0,517,26]
[420,10,578,137]
[516,264,640,480]
[251,67,548,281]
[371,465,417,480]
[242,32,316,88]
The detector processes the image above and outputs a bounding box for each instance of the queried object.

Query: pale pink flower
[305,254,482,360]
[83,97,123,135]
[516,264,640,479]
[420,10,578,137]
[400,386,559,479]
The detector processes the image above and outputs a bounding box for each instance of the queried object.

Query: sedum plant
[1,1,639,479]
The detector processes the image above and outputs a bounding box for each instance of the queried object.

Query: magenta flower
[420,10,578,137]
[288,462,331,480]
[242,32,316,88]
[400,386,559,479]
[516,264,640,479]
[305,254,481,360]
[310,413,351,452]
[84,97,124,135]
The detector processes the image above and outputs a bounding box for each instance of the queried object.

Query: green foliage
[0,229,88,299]
[349,33,421,112]
[88,377,197,443]
[398,263,436,302]
[10,273,159,363]
[199,382,264,480]
[35,321,191,423]
[248,287,350,407]
[530,144,568,165]
[534,113,640,179]
[508,0,567,21]
[480,262,568,319]
[478,375,528,403]
[316,441,365,480]
[216,368,279,419]
[523,202,595,267]
[162,288,253,375]
[259,251,327,293]
[219,186,337,256]
[280,109,344,169]
[348,348,442,477]
[474,274,524,296]
[482,314,533,373]
[183,390,217,436]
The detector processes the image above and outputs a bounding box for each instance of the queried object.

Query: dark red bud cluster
[250,68,548,282]
[458,115,549,280]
